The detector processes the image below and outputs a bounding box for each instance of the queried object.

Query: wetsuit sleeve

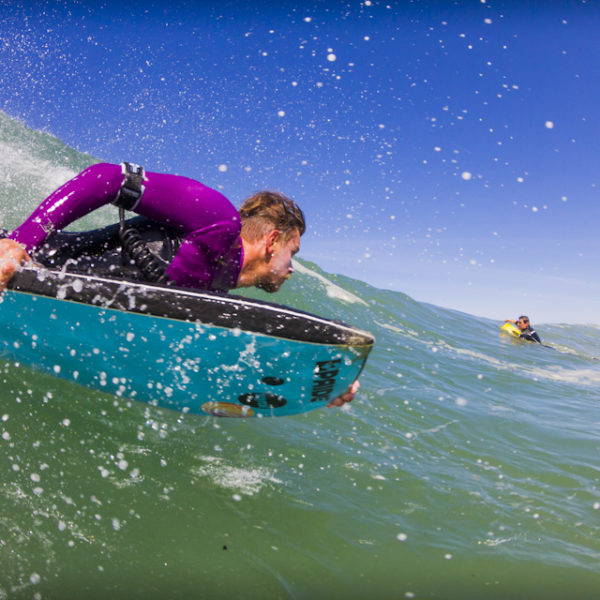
[9,163,123,251]
[132,171,242,289]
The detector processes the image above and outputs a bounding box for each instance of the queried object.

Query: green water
[1,112,600,599]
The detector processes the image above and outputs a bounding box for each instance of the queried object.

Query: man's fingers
[327,380,360,408]
[0,239,31,291]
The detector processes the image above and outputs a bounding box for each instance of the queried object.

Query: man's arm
[9,162,242,290]
[10,163,123,251]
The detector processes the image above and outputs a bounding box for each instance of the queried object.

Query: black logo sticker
[311,359,342,402]
[238,393,287,410]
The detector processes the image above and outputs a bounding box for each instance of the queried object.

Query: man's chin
[256,279,284,293]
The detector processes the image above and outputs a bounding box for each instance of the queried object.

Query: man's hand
[328,380,360,408]
[0,239,30,290]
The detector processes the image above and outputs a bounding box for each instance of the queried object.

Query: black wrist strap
[113,162,145,210]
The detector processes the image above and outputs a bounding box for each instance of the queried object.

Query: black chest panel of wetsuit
[25,216,182,283]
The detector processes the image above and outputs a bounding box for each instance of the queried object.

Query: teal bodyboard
[0,268,374,417]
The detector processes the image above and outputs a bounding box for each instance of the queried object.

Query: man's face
[256,229,301,293]
[516,318,529,331]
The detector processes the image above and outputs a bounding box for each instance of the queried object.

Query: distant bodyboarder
[505,316,542,344]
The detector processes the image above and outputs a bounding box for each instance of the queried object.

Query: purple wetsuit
[9,163,244,291]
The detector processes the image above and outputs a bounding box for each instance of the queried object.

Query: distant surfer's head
[238,191,304,293]
[516,315,530,330]
[239,191,305,243]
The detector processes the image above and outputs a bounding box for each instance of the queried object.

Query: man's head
[238,191,305,293]
[516,315,530,331]
[239,191,306,242]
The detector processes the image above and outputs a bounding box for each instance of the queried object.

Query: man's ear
[265,229,280,256]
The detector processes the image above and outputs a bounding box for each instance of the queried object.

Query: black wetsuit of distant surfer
[520,326,542,344]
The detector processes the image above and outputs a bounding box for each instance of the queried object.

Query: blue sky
[0,0,598,324]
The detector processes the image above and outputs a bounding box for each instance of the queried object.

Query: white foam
[0,141,76,197]
[376,320,600,387]
[436,340,600,386]
[192,456,281,495]
[525,366,600,386]
[293,260,368,305]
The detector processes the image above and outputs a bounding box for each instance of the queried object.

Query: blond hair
[239,191,306,242]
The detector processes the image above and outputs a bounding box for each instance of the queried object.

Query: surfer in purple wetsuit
[0,161,358,407]
[2,162,301,293]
